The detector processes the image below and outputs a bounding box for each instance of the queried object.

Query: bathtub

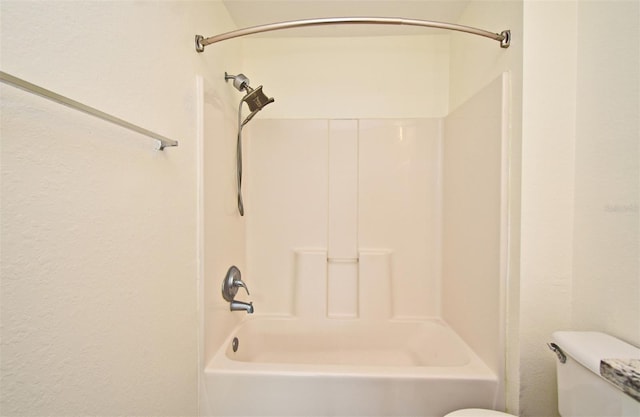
[203,318,498,416]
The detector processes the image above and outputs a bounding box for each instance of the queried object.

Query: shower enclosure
[198,17,511,417]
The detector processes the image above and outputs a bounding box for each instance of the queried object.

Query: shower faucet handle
[234,278,250,296]
[222,265,250,302]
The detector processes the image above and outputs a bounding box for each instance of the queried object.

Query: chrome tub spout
[230,300,254,314]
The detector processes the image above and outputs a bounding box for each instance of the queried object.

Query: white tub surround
[244,117,443,319]
[221,75,512,416]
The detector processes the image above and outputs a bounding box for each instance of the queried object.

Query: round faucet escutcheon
[222,265,250,301]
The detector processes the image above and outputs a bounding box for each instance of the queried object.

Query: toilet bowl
[444,409,515,417]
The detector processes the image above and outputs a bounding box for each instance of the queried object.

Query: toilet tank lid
[552,331,640,375]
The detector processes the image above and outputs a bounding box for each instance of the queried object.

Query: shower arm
[196,17,510,51]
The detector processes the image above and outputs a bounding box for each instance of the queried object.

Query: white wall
[518,2,639,416]
[0,1,238,415]
[518,2,577,416]
[242,35,450,119]
[517,1,639,416]
[571,0,639,347]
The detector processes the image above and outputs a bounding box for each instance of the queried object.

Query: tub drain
[232,337,239,352]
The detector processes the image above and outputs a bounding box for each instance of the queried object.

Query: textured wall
[518,3,577,416]
[0,1,236,415]
[242,35,450,119]
[518,2,639,416]
[571,0,639,347]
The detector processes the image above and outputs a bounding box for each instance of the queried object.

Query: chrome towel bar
[0,71,178,150]
[196,17,510,51]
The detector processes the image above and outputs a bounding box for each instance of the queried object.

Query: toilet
[445,331,640,417]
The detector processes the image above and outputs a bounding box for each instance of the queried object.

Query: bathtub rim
[205,316,498,381]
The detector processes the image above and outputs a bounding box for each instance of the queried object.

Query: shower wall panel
[358,119,443,318]
[245,118,442,319]
[327,120,359,318]
[442,74,508,382]
[245,120,329,316]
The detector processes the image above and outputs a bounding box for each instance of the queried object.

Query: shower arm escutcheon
[195,17,510,52]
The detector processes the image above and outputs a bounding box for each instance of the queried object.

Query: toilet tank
[551,331,640,417]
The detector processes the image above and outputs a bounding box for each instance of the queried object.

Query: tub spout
[230,300,254,314]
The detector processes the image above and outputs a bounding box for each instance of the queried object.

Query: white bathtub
[204,318,498,416]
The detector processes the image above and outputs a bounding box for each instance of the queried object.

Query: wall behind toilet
[571,0,639,347]
[518,1,638,416]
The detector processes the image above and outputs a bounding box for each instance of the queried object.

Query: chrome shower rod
[0,71,178,150]
[196,17,510,51]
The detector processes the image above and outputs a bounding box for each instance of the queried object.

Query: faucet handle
[222,266,251,302]
[234,279,250,296]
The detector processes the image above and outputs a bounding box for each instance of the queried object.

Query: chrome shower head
[241,86,275,125]
[225,72,275,126]
[226,71,276,217]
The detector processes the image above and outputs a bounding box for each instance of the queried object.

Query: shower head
[241,85,275,125]
[225,72,275,126]
[226,72,276,217]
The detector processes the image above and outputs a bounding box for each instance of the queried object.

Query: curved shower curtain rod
[195,17,510,51]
